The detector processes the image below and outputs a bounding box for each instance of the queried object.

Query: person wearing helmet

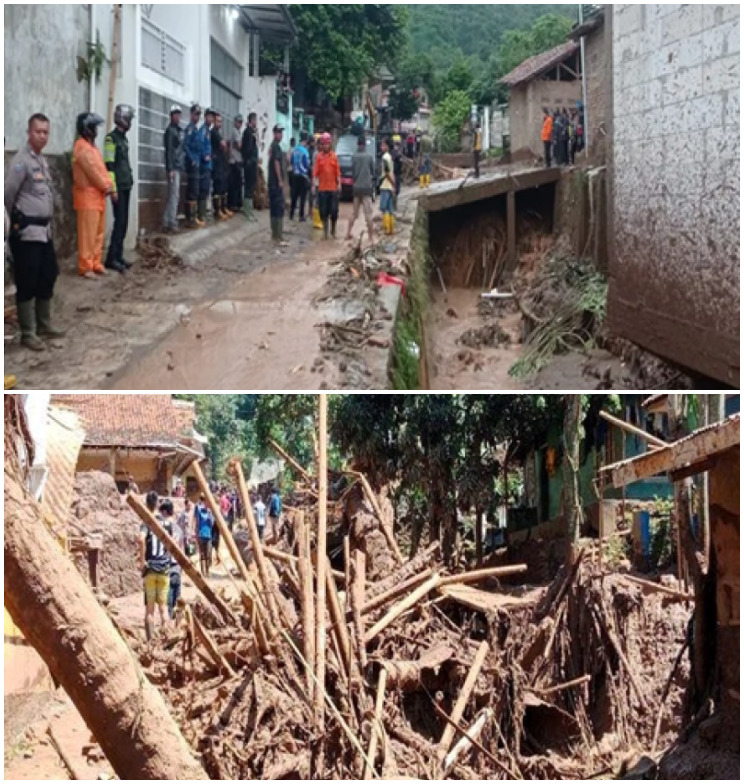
[73,112,116,278]
[163,105,184,233]
[184,104,204,228]
[104,104,135,272]
[227,114,244,213]
[312,132,340,240]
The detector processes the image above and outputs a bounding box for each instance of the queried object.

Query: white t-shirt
[254,500,267,529]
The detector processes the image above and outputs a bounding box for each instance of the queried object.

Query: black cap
[273,124,284,133]
[190,103,202,114]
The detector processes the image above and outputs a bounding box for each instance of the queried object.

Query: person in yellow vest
[473,123,483,179]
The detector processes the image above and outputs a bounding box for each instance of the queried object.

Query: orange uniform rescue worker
[72,113,117,279]
[312,132,341,240]
[542,108,554,168]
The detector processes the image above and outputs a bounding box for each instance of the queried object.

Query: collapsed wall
[68,471,142,598]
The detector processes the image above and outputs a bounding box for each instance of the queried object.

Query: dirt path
[5,201,390,391]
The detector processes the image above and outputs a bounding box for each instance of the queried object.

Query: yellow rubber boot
[426,174,432,187]
[313,207,323,230]
[383,214,391,235]
[419,176,425,189]
[389,215,395,235]
[4,375,17,390]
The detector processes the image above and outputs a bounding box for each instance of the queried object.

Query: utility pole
[578,4,589,151]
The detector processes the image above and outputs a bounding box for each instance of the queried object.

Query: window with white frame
[141,17,186,84]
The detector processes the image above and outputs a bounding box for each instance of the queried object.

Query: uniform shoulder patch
[13,162,24,171]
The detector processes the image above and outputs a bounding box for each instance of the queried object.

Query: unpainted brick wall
[608,4,740,384]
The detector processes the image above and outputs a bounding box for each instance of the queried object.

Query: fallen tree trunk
[4,464,208,781]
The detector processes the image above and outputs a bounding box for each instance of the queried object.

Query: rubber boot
[331,218,337,239]
[313,207,323,230]
[17,300,45,351]
[196,200,207,227]
[389,215,395,235]
[36,299,65,338]
[419,175,425,189]
[323,219,329,241]
[243,200,252,219]
[270,218,279,243]
[221,195,233,218]
[427,174,432,187]
[278,220,289,247]
[5,375,17,390]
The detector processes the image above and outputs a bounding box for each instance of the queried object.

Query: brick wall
[608,4,740,384]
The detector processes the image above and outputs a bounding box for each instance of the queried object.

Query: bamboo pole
[325,556,352,681]
[443,708,493,774]
[192,613,236,678]
[363,668,388,779]
[621,573,693,602]
[315,394,329,728]
[365,573,441,644]
[270,438,314,483]
[263,545,345,581]
[297,511,316,699]
[439,640,489,755]
[359,567,437,617]
[230,460,284,631]
[599,410,668,448]
[352,549,368,670]
[191,461,250,584]
[127,494,235,624]
[533,673,591,696]
[438,564,527,587]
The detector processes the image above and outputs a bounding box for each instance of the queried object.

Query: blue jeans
[168,571,181,619]
[380,190,394,215]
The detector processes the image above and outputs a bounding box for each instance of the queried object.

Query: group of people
[138,485,283,639]
[541,107,584,168]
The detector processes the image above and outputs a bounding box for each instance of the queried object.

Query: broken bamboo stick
[599,411,668,449]
[230,460,284,631]
[47,724,85,780]
[533,673,591,696]
[325,555,352,682]
[365,573,442,644]
[348,471,404,566]
[359,566,437,618]
[270,438,314,484]
[297,511,316,699]
[351,549,368,670]
[127,494,235,624]
[621,573,693,602]
[438,564,527,587]
[439,640,489,755]
[315,394,329,728]
[363,668,388,779]
[192,613,236,678]
[443,708,493,774]
[263,545,345,581]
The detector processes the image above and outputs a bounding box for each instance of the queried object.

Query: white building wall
[247,76,279,179]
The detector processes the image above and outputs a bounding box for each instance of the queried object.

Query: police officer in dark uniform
[184,103,204,228]
[4,112,64,351]
[241,112,259,221]
[104,103,135,272]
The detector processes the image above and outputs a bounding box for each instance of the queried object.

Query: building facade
[4,4,296,246]
[608,4,740,385]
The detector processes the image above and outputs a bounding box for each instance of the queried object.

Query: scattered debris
[457,323,511,349]
[137,236,184,271]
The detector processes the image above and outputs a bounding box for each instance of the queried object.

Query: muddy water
[425,288,524,390]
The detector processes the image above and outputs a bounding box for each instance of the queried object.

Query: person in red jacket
[72,113,117,278]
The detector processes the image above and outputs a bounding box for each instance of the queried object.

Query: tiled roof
[52,395,189,448]
[500,41,579,87]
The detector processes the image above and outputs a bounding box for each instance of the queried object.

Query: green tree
[288,4,408,100]
[432,90,471,152]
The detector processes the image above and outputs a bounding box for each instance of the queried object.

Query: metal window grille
[210,38,242,125]
[141,18,185,85]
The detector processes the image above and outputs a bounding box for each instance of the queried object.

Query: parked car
[335,133,380,201]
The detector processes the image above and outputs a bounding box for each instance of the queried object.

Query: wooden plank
[506,190,517,274]
[601,416,740,489]
[620,573,693,602]
[422,167,561,213]
[599,410,668,448]
[439,584,537,614]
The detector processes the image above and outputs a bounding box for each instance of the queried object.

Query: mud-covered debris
[458,323,510,349]
[137,236,184,270]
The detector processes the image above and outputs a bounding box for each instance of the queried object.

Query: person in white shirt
[253,495,267,541]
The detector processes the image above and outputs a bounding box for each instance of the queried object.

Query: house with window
[4,4,297,243]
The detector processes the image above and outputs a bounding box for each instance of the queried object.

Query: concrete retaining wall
[608,4,740,384]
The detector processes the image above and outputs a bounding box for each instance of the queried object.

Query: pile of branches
[136,236,184,271]
[123,446,689,780]
[511,250,608,379]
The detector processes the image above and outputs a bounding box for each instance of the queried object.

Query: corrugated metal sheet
[500,42,579,87]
